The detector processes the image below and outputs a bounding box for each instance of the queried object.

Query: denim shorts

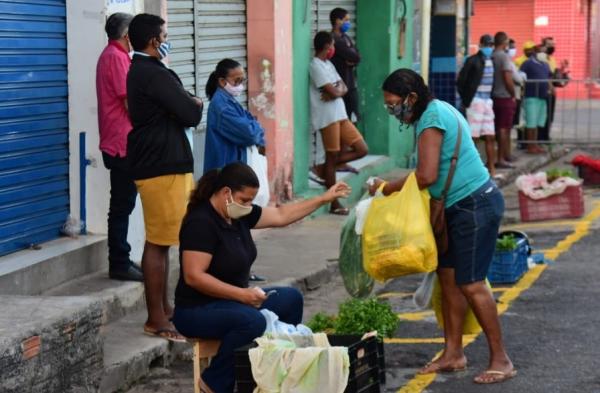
[438,179,505,285]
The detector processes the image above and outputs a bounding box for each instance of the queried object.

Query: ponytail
[205,58,242,99]
[186,162,259,216]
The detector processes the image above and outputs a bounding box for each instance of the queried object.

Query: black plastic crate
[234,335,383,393]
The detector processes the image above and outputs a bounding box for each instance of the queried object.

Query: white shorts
[467,97,495,137]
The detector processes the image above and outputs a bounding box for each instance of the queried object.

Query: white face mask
[508,48,517,58]
[226,195,252,219]
[224,82,245,97]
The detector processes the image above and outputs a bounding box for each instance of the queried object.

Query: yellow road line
[491,287,510,293]
[378,292,413,299]
[501,219,579,231]
[397,311,434,321]
[396,202,600,393]
[385,334,478,345]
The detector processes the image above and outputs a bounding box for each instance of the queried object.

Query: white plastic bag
[413,271,436,310]
[246,145,270,207]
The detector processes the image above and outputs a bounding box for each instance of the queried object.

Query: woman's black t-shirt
[175,201,262,307]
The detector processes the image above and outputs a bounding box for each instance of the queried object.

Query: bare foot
[418,353,467,374]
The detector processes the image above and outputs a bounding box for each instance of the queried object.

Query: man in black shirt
[329,7,361,122]
[127,13,203,342]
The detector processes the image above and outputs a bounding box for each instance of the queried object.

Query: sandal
[474,369,517,384]
[337,164,360,174]
[330,207,350,216]
[418,361,467,375]
[308,172,326,186]
[143,325,187,343]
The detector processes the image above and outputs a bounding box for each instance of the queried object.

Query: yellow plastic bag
[431,276,492,335]
[362,172,437,281]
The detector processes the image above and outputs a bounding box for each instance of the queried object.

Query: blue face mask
[157,41,171,59]
[481,47,493,58]
[341,21,351,33]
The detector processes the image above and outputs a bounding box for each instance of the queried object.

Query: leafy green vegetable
[546,168,577,183]
[306,312,336,334]
[335,298,399,339]
[307,298,400,339]
[496,234,518,252]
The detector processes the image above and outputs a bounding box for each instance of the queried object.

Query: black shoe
[109,263,143,282]
[249,273,267,282]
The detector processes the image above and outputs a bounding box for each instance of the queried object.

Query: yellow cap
[523,40,536,50]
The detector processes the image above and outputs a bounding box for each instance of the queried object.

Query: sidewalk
[0,147,571,393]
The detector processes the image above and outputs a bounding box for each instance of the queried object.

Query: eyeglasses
[225,77,246,87]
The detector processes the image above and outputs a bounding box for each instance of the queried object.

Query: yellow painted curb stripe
[501,219,579,231]
[385,334,478,345]
[397,311,434,321]
[396,202,600,393]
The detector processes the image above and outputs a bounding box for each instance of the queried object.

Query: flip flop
[249,273,267,282]
[308,172,326,186]
[337,165,360,174]
[473,369,517,384]
[330,207,350,216]
[418,361,467,375]
[143,326,187,343]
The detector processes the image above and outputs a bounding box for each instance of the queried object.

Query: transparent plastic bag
[339,206,374,298]
[413,272,436,310]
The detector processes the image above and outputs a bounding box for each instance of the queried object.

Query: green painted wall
[356,0,416,168]
[292,0,312,194]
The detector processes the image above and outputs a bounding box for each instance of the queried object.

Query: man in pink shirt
[96,12,142,281]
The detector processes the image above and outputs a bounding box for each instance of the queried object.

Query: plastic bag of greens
[339,202,374,298]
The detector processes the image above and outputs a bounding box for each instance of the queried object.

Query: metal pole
[420,0,432,81]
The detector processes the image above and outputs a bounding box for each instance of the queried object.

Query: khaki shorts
[320,119,363,152]
[135,173,194,246]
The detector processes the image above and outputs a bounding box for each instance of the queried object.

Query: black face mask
[546,46,555,55]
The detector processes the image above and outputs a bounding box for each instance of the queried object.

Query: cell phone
[265,290,277,297]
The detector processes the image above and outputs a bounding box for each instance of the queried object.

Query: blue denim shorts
[438,179,505,285]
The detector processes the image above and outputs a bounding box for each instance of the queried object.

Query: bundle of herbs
[306,297,399,339]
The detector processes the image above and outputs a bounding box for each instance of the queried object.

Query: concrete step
[99,309,192,393]
[0,235,107,296]
[44,253,180,325]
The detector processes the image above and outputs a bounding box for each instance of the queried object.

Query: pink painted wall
[247,0,294,203]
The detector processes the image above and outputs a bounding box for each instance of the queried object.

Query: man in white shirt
[309,31,367,215]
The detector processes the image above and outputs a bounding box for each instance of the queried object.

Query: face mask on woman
[508,48,517,58]
[226,194,252,219]
[387,99,413,125]
[224,82,245,97]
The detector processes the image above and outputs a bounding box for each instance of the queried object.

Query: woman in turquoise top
[370,69,515,384]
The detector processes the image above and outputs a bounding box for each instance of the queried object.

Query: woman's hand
[239,287,267,308]
[368,178,386,196]
[322,182,351,203]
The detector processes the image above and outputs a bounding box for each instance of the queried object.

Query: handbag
[429,108,463,256]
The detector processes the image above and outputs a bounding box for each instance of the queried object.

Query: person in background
[491,31,517,168]
[520,44,552,154]
[96,13,143,282]
[537,37,569,142]
[203,58,268,282]
[173,162,351,393]
[309,31,368,215]
[515,40,536,68]
[457,34,497,178]
[203,59,265,173]
[330,7,361,124]
[96,12,143,281]
[371,69,514,385]
[127,13,203,342]
[508,39,527,150]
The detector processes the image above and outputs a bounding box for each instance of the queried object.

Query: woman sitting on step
[172,162,350,393]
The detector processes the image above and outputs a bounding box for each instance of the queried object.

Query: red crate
[577,166,600,186]
[518,185,584,222]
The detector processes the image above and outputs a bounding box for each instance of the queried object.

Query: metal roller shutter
[167,0,196,94]
[470,0,534,57]
[196,0,248,131]
[313,0,357,41]
[0,0,69,255]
